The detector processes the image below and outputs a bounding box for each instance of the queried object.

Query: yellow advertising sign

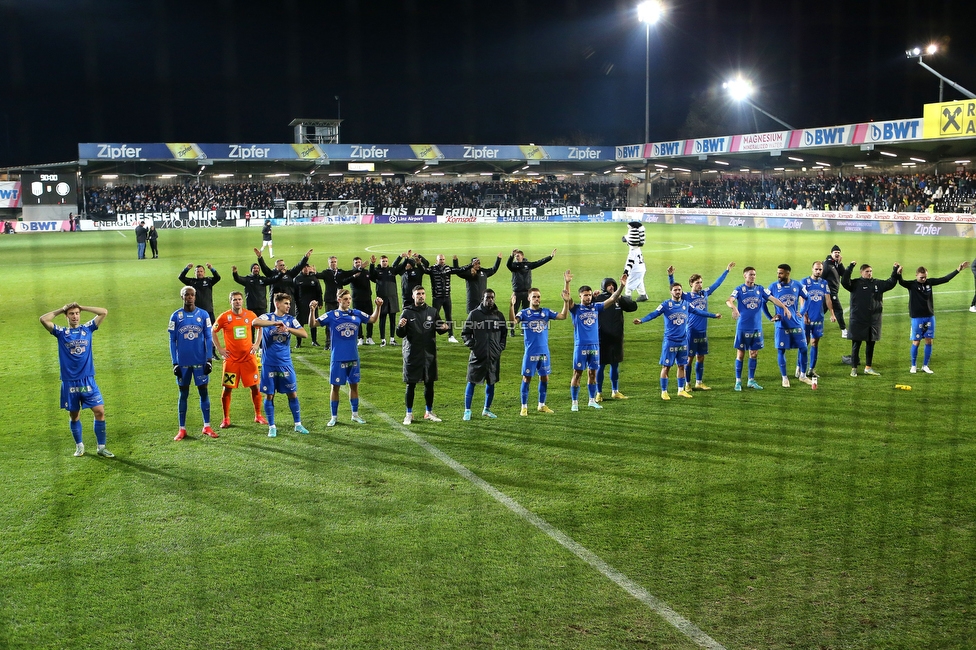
[519,145,549,160]
[923,100,976,139]
[166,143,205,159]
[291,144,323,160]
[410,144,443,160]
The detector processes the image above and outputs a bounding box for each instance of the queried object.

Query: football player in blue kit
[799,261,836,380]
[726,266,791,391]
[258,292,309,437]
[510,288,568,416]
[764,264,813,388]
[169,286,218,441]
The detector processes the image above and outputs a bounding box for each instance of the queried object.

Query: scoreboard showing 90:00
[22,172,78,205]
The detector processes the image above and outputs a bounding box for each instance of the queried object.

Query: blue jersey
[51,320,98,381]
[677,269,729,332]
[517,307,559,355]
[169,307,213,366]
[641,300,715,343]
[570,302,604,347]
[316,309,369,362]
[730,283,773,331]
[259,312,302,366]
[766,280,806,329]
[799,277,830,321]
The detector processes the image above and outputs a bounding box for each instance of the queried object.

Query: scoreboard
[21,172,77,206]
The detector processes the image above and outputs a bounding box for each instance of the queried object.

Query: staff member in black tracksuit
[256,247,310,315]
[823,245,847,337]
[455,253,503,314]
[179,263,221,358]
[349,256,375,345]
[396,286,450,425]
[233,263,275,315]
[315,255,359,349]
[841,260,899,377]
[294,265,324,348]
[426,254,461,343]
[507,248,556,335]
[593,276,638,401]
[369,254,400,347]
[394,251,428,309]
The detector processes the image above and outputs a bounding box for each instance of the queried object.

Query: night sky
[1,0,974,166]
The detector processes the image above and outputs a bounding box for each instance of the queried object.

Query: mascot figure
[622,221,648,302]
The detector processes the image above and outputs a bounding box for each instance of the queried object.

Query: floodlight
[637,1,663,24]
[723,77,753,102]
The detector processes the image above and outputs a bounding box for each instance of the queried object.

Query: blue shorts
[911,317,935,341]
[688,329,708,356]
[734,329,764,351]
[573,345,600,371]
[176,365,210,388]
[330,358,361,385]
[805,319,824,340]
[522,352,552,378]
[60,378,104,411]
[660,341,689,368]
[775,326,807,350]
[261,364,298,395]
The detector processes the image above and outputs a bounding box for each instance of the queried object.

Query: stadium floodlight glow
[910,157,926,163]
[724,76,796,130]
[215,173,234,178]
[521,165,530,170]
[788,156,804,162]
[603,170,612,174]
[954,159,971,164]
[431,172,445,176]
[739,168,750,172]
[773,167,785,171]
[101,174,118,179]
[815,162,831,167]
[672,167,691,172]
[158,174,176,178]
[714,160,729,165]
[907,43,976,101]
[703,169,718,173]
[654,163,668,168]
[328,172,343,176]
[637,1,664,144]
[526,172,540,176]
[480,172,493,176]
[572,172,585,176]
[811,166,823,170]
[380,173,394,176]
[879,151,897,157]
[854,164,868,168]
[901,162,916,166]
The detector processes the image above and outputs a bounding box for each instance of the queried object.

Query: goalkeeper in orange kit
[212,291,270,428]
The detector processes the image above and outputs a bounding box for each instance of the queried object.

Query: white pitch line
[295,356,726,650]
[118,231,127,238]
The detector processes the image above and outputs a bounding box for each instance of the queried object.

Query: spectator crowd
[85,179,630,215]
[651,170,976,213]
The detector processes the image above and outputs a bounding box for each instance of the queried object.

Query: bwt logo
[616,145,642,159]
[870,121,919,141]
[97,144,143,159]
[568,146,601,159]
[463,146,499,159]
[803,127,846,146]
[694,138,726,154]
[653,142,681,156]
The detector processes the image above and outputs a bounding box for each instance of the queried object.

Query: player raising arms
[511,288,568,415]
[799,261,836,380]
[212,291,268,430]
[40,302,113,457]
[635,282,720,400]
[896,261,969,374]
[258,293,309,437]
[309,290,382,427]
[764,264,813,388]
[564,269,627,411]
[726,266,791,391]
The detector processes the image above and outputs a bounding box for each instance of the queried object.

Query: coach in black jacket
[461,289,508,418]
[426,254,460,342]
[349,256,375,344]
[256,247,310,314]
[593,276,638,400]
[394,252,428,309]
[294,265,324,347]
[396,286,449,424]
[370,254,400,345]
[823,245,847,336]
[232,263,274,315]
[455,253,503,314]
[507,248,556,334]
[841,260,899,376]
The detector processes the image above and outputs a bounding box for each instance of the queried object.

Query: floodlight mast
[637,1,663,145]
[906,45,976,102]
[723,77,796,131]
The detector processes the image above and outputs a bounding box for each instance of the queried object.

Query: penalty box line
[296,356,726,650]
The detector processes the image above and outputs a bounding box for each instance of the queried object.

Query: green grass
[2,223,975,649]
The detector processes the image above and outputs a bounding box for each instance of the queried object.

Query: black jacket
[396,303,444,382]
[348,265,373,306]
[841,263,899,341]
[455,257,502,313]
[134,224,148,243]
[462,303,508,384]
[259,254,307,302]
[507,254,553,293]
[179,267,221,316]
[294,272,324,318]
[823,256,845,294]
[897,268,959,318]
[315,267,358,306]
[593,278,638,365]
[394,255,429,305]
[233,270,274,315]
[426,262,457,298]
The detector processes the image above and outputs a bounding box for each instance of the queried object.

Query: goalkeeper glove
[204,361,213,375]
[173,364,180,377]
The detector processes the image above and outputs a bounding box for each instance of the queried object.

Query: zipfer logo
[97,144,142,159]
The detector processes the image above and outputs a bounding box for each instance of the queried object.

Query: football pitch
[2,222,975,649]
